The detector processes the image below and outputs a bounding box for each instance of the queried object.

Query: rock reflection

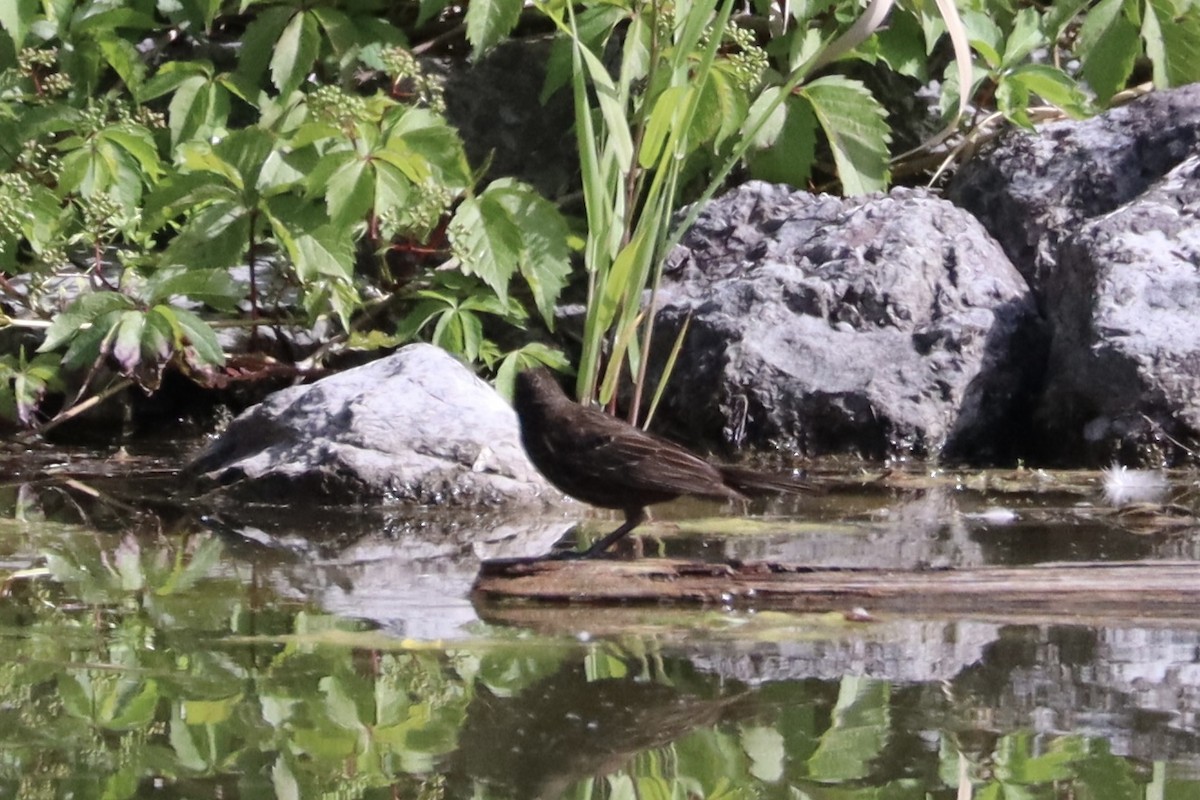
[200,504,573,639]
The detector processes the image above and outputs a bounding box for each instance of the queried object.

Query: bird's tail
[718,464,815,497]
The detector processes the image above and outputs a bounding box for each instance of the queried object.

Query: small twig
[410,23,467,56]
[208,317,301,329]
[0,317,53,329]
[1141,413,1199,459]
[27,377,135,441]
[60,477,146,515]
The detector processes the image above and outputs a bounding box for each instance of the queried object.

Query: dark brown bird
[513,367,813,558]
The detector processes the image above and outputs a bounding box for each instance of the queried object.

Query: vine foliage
[0,0,1195,430]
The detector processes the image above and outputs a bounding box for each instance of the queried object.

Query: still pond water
[2,441,1200,799]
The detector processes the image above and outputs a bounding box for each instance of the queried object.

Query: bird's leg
[579,507,648,558]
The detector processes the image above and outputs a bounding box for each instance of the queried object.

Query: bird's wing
[548,420,736,500]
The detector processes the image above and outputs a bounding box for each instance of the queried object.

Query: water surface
[2,444,1198,798]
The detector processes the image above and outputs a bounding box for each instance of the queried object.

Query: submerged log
[473,559,1200,616]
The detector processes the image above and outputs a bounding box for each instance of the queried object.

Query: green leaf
[640,86,688,169]
[174,0,222,29]
[39,293,137,353]
[1044,0,1092,42]
[996,77,1033,128]
[235,5,292,86]
[433,307,466,356]
[5,352,62,426]
[396,297,451,342]
[73,7,158,34]
[63,311,121,371]
[144,172,233,230]
[705,66,748,148]
[571,29,635,175]
[371,161,414,222]
[110,310,146,374]
[167,73,231,146]
[1006,65,1090,118]
[596,225,652,336]
[748,95,816,186]
[807,677,890,781]
[1078,0,1140,102]
[459,309,484,361]
[322,156,374,227]
[742,726,786,782]
[873,8,929,79]
[465,0,523,58]
[743,86,788,149]
[1000,7,1046,67]
[484,180,571,327]
[216,127,276,192]
[169,705,208,771]
[493,342,570,400]
[272,756,301,800]
[960,9,1005,69]
[385,109,472,188]
[182,696,238,725]
[0,0,37,50]
[162,201,252,270]
[97,35,146,93]
[162,306,225,368]
[270,10,320,96]
[1148,0,1200,87]
[449,194,521,301]
[289,225,355,284]
[139,59,211,101]
[177,142,243,189]
[541,5,627,102]
[141,307,175,373]
[800,75,890,195]
[107,680,160,729]
[147,269,242,312]
[103,124,162,178]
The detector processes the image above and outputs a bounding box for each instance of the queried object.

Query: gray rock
[184,343,562,505]
[1038,154,1200,465]
[950,84,1200,294]
[648,182,1043,462]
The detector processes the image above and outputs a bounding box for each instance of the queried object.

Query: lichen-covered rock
[952,85,1200,466]
[647,182,1043,463]
[950,84,1200,294]
[184,343,563,506]
[1038,154,1200,465]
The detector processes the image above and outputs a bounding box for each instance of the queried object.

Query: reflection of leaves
[45,533,226,603]
[807,676,890,782]
[468,644,568,697]
[996,731,1081,783]
[59,670,159,730]
[948,732,1145,800]
[741,725,785,782]
[1073,738,1141,799]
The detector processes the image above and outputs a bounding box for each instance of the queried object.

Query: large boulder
[952,85,1200,466]
[647,182,1044,463]
[950,84,1200,296]
[184,343,562,506]
[439,38,576,201]
[1038,154,1200,465]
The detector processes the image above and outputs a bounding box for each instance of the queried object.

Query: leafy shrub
[0,0,1196,430]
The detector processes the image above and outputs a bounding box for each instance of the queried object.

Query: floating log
[473,559,1200,616]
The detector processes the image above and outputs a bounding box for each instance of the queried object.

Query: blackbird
[513,367,812,558]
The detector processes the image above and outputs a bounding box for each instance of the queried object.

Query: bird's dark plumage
[513,368,812,558]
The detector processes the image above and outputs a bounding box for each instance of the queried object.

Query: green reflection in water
[0,525,1199,799]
